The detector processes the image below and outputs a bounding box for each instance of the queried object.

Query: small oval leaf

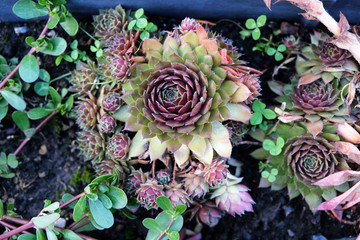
[1,90,26,111]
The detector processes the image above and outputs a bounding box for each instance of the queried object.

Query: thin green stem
[79,26,97,41]
[215,19,244,30]
[49,72,72,84]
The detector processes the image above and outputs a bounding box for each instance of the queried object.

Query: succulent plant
[285,135,349,184]
[165,183,191,207]
[282,35,301,53]
[178,17,199,33]
[292,81,339,114]
[106,133,131,161]
[156,169,171,185]
[102,92,122,112]
[125,169,148,195]
[223,66,261,104]
[254,123,351,209]
[98,115,116,133]
[77,130,105,163]
[203,159,229,186]
[101,55,130,83]
[75,96,99,130]
[296,31,357,84]
[211,176,254,217]
[183,170,209,198]
[121,24,254,165]
[137,178,165,210]
[94,158,123,177]
[94,5,127,39]
[198,202,224,227]
[207,32,242,64]
[69,63,97,94]
[104,32,134,56]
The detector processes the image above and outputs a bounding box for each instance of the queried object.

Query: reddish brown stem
[13,111,58,156]
[0,17,52,90]
[68,213,87,230]
[0,220,32,235]
[234,141,262,146]
[156,218,174,240]
[71,219,91,232]
[59,192,85,209]
[0,220,34,239]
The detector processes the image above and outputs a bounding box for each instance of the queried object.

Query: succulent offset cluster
[254,29,360,210]
[70,5,259,228]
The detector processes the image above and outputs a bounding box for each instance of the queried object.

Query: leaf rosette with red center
[121,25,253,166]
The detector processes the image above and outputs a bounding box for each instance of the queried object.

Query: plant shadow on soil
[0,15,359,240]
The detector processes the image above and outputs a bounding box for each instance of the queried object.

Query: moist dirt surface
[0,15,359,240]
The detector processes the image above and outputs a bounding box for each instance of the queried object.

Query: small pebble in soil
[55,218,66,228]
[283,206,294,217]
[311,234,328,240]
[14,26,28,34]
[287,229,295,237]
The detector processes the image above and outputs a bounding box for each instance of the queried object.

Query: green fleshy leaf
[19,54,39,83]
[1,90,26,111]
[39,37,67,56]
[73,195,86,222]
[12,111,30,131]
[13,0,48,19]
[245,18,256,29]
[105,186,127,209]
[156,196,173,212]
[89,199,114,229]
[62,229,83,240]
[60,15,79,36]
[32,213,60,228]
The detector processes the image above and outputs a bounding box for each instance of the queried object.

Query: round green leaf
[34,82,49,96]
[156,196,173,212]
[140,31,150,40]
[47,14,60,29]
[73,194,86,222]
[32,213,60,229]
[262,109,276,120]
[266,47,276,56]
[27,107,52,120]
[39,69,50,82]
[60,15,79,36]
[18,234,36,240]
[252,28,261,40]
[0,90,26,111]
[175,204,186,215]
[98,192,112,209]
[256,15,267,27]
[0,101,9,121]
[128,20,136,30]
[250,112,263,125]
[261,171,270,178]
[62,229,83,240]
[268,175,276,182]
[39,37,67,56]
[19,55,39,83]
[262,139,275,151]
[271,168,279,175]
[143,218,162,231]
[105,186,127,209]
[275,52,284,61]
[252,100,266,112]
[136,18,148,29]
[277,44,286,52]
[245,18,256,29]
[89,199,114,229]
[13,0,48,19]
[134,8,144,19]
[276,137,285,148]
[12,111,29,131]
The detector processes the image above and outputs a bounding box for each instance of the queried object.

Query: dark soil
[0,15,359,240]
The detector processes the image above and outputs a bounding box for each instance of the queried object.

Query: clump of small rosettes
[98,115,116,133]
[101,55,130,83]
[179,17,199,33]
[183,170,209,198]
[203,160,229,187]
[125,169,148,195]
[75,96,98,130]
[156,169,171,185]
[282,35,301,53]
[198,202,224,227]
[69,63,96,94]
[137,179,165,210]
[165,183,191,207]
[104,33,133,56]
[77,130,104,163]
[102,92,121,112]
[106,133,131,161]
[94,159,124,177]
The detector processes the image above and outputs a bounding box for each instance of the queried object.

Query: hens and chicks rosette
[70,6,260,226]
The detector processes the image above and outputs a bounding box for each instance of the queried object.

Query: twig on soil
[0,220,32,235]
[234,141,262,146]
